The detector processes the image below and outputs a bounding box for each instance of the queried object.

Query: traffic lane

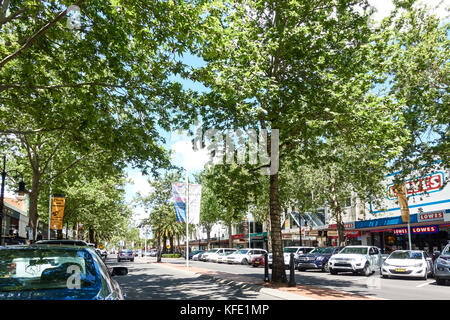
[105,258,281,300]
[177,260,450,300]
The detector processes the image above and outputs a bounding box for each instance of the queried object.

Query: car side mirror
[111,267,128,276]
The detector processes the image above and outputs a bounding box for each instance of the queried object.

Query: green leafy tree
[0,0,201,238]
[189,0,405,283]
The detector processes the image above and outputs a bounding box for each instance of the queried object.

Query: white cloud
[170,139,210,172]
[368,0,450,22]
[128,171,154,198]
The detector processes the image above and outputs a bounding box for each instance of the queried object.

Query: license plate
[395,268,406,272]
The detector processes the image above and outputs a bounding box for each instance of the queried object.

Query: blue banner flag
[172,183,186,223]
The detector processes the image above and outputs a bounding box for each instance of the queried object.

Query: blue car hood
[0,287,102,300]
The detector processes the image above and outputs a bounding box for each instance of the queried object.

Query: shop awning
[355,214,418,229]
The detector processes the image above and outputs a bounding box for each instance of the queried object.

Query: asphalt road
[105,256,281,300]
[154,257,450,300]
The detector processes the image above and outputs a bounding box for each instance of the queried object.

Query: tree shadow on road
[113,269,264,300]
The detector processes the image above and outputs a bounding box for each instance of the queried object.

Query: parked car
[189,250,204,260]
[226,249,268,265]
[217,251,234,263]
[296,246,344,272]
[328,245,382,276]
[251,255,265,267]
[148,249,158,257]
[192,251,204,261]
[209,248,237,262]
[201,248,237,262]
[35,240,89,246]
[0,245,128,299]
[95,248,108,261]
[268,246,315,268]
[434,244,450,285]
[117,249,134,262]
[381,250,434,280]
[34,240,107,261]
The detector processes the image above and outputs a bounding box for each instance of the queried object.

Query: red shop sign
[232,234,244,239]
[394,225,439,235]
[418,211,444,222]
[345,231,361,238]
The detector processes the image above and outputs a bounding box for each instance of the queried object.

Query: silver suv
[328,246,382,276]
[434,244,450,285]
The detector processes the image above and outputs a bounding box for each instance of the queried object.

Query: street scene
[0,0,449,306]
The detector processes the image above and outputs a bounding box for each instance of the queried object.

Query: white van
[202,248,237,262]
[226,248,268,265]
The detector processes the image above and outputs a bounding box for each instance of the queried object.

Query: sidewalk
[145,258,383,300]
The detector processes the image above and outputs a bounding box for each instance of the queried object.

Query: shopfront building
[250,232,268,250]
[356,210,450,253]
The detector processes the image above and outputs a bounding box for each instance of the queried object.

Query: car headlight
[316,256,325,261]
[413,263,423,268]
[383,261,391,266]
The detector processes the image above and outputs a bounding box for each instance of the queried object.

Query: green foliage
[162,253,181,258]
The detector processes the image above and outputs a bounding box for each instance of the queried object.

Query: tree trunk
[27,170,41,241]
[331,183,346,246]
[156,232,161,263]
[170,236,174,254]
[264,211,271,252]
[206,225,211,250]
[162,235,167,254]
[89,227,95,244]
[269,172,286,283]
[228,223,232,248]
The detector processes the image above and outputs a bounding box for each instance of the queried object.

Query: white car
[268,246,315,268]
[216,251,234,263]
[202,248,237,262]
[226,249,268,265]
[381,250,434,280]
[328,245,382,276]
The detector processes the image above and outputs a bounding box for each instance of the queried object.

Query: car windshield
[388,251,423,260]
[442,246,450,256]
[0,247,99,293]
[207,250,217,253]
[339,247,369,255]
[121,249,132,253]
[283,248,299,253]
[235,250,249,255]
[310,247,334,254]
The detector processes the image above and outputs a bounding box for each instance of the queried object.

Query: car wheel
[436,278,446,285]
[131,259,134,262]
[382,274,389,279]
[241,259,248,265]
[421,270,428,281]
[330,269,338,275]
[362,263,371,277]
[298,268,306,272]
[323,264,330,273]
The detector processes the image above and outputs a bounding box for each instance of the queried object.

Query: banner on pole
[188,184,202,224]
[50,195,65,230]
[172,182,202,224]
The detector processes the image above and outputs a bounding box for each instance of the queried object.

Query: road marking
[416,281,434,288]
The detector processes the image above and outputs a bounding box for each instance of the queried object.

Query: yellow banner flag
[394,184,410,223]
[50,195,66,230]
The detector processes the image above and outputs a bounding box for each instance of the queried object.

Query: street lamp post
[0,155,27,246]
